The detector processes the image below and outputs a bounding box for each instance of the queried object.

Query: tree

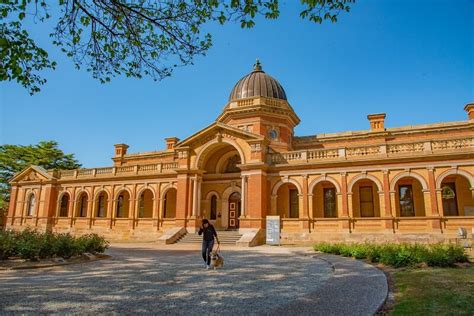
[0,141,81,210]
[0,0,354,94]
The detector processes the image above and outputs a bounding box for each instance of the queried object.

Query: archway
[76,191,89,217]
[276,183,300,218]
[95,191,109,218]
[138,188,154,218]
[163,188,177,218]
[440,174,474,216]
[115,190,130,218]
[59,193,70,217]
[312,181,338,218]
[198,142,245,229]
[393,177,426,217]
[350,179,381,217]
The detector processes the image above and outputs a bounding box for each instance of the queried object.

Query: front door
[228,192,241,229]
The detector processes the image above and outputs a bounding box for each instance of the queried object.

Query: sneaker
[206,265,210,270]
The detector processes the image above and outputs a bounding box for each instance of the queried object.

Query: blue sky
[1,0,473,167]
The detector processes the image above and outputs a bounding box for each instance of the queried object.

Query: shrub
[0,229,109,261]
[0,230,18,260]
[314,242,469,268]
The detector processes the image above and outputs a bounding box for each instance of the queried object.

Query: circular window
[267,128,278,140]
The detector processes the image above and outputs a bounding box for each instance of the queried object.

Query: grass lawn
[391,266,474,315]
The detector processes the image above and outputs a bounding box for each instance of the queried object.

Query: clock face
[267,128,278,140]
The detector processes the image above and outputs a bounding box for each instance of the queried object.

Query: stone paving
[0,244,387,315]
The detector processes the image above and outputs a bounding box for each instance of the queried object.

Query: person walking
[198,219,220,269]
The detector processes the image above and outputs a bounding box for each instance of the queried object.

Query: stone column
[175,173,191,228]
[301,175,309,219]
[35,185,43,228]
[241,175,247,217]
[192,176,199,217]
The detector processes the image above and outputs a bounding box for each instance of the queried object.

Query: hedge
[314,242,469,268]
[0,228,109,261]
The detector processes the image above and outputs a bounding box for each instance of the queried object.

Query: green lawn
[391,267,474,315]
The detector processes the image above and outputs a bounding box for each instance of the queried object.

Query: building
[6,62,474,245]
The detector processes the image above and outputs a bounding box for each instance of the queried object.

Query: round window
[267,128,278,140]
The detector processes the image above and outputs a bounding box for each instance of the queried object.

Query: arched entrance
[228,192,241,229]
[197,141,245,230]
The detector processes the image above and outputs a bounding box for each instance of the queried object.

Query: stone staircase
[176,230,242,245]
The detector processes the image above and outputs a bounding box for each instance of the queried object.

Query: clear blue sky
[1,0,473,168]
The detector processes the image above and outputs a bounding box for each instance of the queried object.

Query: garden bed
[1,228,109,266]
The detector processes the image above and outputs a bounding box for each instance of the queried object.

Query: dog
[210,250,224,269]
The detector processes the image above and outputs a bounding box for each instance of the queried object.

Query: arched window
[210,195,217,220]
[96,192,107,217]
[27,194,36,216]
[116,194,124,217]
[78,194,87,217]
[138,189,153,218]
[59,194,70,217]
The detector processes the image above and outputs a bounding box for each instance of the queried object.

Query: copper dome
[228,61,287,101]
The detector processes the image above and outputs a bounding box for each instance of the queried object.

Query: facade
[6,62,474,245]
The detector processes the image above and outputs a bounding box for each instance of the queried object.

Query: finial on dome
[253,59,262,71]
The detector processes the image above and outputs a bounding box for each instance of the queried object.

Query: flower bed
[0,228,109,261]
[313,242,469,267]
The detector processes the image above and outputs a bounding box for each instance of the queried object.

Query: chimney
[465,103,474,121]
[367,113,386,132]
[165,137,179,150]
[114,143,129,158]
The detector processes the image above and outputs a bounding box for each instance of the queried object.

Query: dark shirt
[198,224,218,241]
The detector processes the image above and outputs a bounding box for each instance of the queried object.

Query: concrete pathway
[0,244,387,315]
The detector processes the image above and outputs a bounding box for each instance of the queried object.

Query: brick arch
[347,174,383,193]
[390,171,429,191]
[308,175,341,194]
[195,138,247,170]
[272,178,303,196]
[436,168,474,189]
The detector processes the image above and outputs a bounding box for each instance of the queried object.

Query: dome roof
[228,61,287,101]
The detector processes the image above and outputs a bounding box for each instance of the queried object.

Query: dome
[228,60,287,101]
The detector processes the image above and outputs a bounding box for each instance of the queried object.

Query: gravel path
[0,244,387,315]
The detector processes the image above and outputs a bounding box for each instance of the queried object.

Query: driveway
[0,244,387,315]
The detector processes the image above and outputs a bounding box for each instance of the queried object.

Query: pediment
[9,165,55,183]
[175,122,264,149]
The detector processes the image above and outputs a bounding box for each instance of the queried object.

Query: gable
[9,165,55,184]
[175,122,264,149]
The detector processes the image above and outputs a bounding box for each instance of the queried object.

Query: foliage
[0,228,109,261]
[313,242,469,268]
[0,141,81,208]
[1,0,355,94]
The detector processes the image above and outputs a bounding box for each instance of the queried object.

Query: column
[7,186,18,228]
[301,175,309,219]
[192,176,198,217]
[427,167,442,231]
[240,170,268,229]
[241,175,247,217]
[175,174,191,227]
[340,173,351,231]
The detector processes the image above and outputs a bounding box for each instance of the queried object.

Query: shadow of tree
[0,246,336,314]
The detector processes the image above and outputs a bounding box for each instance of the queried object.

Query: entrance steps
[176,230,242,245]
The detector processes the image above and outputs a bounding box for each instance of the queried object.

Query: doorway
[228,192,241,229]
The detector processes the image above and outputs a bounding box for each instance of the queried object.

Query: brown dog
[210,250,224,269]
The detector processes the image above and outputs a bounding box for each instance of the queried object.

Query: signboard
[266,215,280,245]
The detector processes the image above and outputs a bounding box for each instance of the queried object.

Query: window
[139,193,145,218]
[210,195,217,220]
[116,194,124,217]
[289,189,299,218]
[79,195,87,217]
[324,188,337,218]
[97,194,106,217]
[442,183,458,216]
[27,194,36,216]
[359,186,374,217]
[399,185,415,217]
[59,194,69,217]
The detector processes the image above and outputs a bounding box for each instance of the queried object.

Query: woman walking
[198,219,220,269]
